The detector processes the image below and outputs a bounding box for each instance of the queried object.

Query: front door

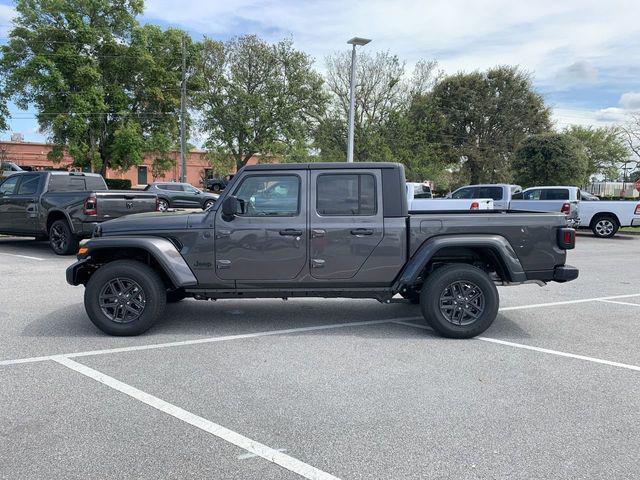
[309,170,383,279]
[10,174,41,233]
[214,171,307,281]
[0,176,21,232]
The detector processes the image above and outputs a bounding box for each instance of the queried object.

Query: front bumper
[66,258,91,286]
[553,264,579,283]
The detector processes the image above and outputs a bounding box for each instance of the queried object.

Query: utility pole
[180,35,187,183]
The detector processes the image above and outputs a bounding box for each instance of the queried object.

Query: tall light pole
[346,37,371,163]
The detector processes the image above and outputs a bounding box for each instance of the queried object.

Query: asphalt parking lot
[1,232,639,479]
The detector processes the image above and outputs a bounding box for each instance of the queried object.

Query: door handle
[311,259,325,268]
[216,259,232,269]
[216,229,231,239]
[279,229,303,236]
[350,228,374,236]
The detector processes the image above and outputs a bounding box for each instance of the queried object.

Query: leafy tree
[513,133,588,187]
[563,125,630,180]
[0,0,197,178]
[317,51,441,162]
[429,66,551,184]
[621,115,640,179]
[195,35,327,170]
[382,95,449,183]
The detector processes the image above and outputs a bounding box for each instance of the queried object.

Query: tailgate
[94,191,157,220]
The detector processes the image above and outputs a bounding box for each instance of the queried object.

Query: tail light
[635,204,640,215]
[560,203,571,215]
[557,228,575,250]
[83,196,97,216]
[470,201,479,210]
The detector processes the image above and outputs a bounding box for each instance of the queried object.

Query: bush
[105,178,132,190]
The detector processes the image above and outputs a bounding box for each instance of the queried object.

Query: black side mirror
[222,196,243,219]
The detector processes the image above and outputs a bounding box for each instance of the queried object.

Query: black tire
[157,198,170,212]
[203,199,216,210]
[84,260,166,336]
[166,289,187,303]
[420,264,499,339]
[212,184,221,193]
[591,215,619,238]
[48,219,78,255]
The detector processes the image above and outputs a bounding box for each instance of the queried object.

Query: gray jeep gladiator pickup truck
[0,171,157,254]
[67,162,578,338]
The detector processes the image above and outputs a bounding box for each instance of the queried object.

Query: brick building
[0,140,264,187]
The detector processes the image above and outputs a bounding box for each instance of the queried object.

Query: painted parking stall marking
[393,321,640,372]
[597,299,640,308]
[0,252,45,261]
[52,356,342,480]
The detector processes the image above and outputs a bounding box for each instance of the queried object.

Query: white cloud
[144,0,640,81]
[619,92,640,111]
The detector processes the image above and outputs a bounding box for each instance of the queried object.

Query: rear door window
[476,187,503,200]
[542,188,569,200]
[16,175,40,195]
[316,174,376,216]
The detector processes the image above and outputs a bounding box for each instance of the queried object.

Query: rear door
[215,171,307,281]
[309,169,383,279]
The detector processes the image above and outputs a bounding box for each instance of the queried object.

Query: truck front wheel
[420,264,499,339]
[84,260,166,336]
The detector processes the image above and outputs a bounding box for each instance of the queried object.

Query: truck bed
[408,210,568,274]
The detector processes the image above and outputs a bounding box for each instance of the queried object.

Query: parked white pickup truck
[407,184,493,211]
[515,186,640,238]
[449,183,580,226]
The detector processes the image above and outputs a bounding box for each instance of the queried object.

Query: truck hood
[99,211,192,235]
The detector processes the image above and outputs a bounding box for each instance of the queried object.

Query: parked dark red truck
[67,162,578,338]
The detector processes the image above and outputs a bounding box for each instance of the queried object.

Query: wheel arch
[589,212,620,227]
[69,236,197,288]
[393,235,526,292]
[46,209,74,233]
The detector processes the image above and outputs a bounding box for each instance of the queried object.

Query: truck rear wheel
[84,260,166,336]
[49,219,78,255]
[420,264,499,339]
[591,215,618,238]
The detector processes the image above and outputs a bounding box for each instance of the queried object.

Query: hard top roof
[243,162,401,171]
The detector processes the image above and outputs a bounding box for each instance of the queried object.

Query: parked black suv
[144,182,218,211]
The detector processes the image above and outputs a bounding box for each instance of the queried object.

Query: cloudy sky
[1,0,639,142]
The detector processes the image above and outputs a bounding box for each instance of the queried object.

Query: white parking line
[597,299,640,308]
[52,356,341,480]
[393,321,640,372]
[498,293,640,311]
[0,252,44,261]
[0,317,423,366]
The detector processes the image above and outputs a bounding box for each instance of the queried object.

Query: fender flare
[393,234,526,291]
[46,209,76,234]
[69,236,198,287]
